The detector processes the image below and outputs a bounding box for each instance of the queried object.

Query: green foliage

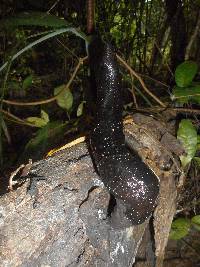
[6,74,34,94]
[22,75,33,90]
[0,11,89,167]
[193,157,200,167]
[169,215,200,240]
[173,85,200,104]
[169,218,191,240]
[0,27,87,73]
[177,119,198,167]
[77,101,85,117]
[191,215,200,231]
[172,61,200,105]
[0,12,88,42]
[54,85,73,112]
[0,12,71,29]
[175,61,198,87]
[25,110,49,127]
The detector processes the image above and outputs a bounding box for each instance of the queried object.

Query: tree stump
[0,113,184,267]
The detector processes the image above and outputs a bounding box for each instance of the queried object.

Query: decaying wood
[125,114,184,267]
[0,113,184,267]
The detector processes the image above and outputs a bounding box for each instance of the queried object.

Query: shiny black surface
[89,36,159,224]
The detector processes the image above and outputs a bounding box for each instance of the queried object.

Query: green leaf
[191,215,200,231]
[177,119,197,167]
[0,12,71,29]
[77,101,85,117]
[54,85,73,111]
[175,61,198,87]
[172,85,200,104]
[40,110,49,123]
[22,75,33,90]
[25,110,49,127]
[0,28,88,73]
[169,218,191,240]
[25,117,47,127]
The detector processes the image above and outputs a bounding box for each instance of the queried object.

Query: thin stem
[3,57,87,107]
[116,54,166,108]
[0,109,36,127]
[134,106,200,115]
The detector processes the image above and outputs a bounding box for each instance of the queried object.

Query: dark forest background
[0,0,200,175]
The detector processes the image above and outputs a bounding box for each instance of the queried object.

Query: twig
[47,0,60,13]
[0,109,36,127]
[3,57,87,106]
[56,38,79,60]
[116,54,166,107]
[139,73,170,89]
[134,106,200,115]
[173,93,200,100]
[169,107,200,114]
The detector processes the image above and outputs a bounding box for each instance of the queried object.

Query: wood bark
[0,113,184,267]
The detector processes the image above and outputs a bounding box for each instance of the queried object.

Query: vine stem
[0,57,87,129]
[3,56,87,106]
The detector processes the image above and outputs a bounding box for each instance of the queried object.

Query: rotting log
[0,113,184,267]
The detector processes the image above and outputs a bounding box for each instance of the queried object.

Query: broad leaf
[177,119,197,167]
[54,85,73,111]
[25,110,49,127]
[169,218,191,240]
[175,61,198,87]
